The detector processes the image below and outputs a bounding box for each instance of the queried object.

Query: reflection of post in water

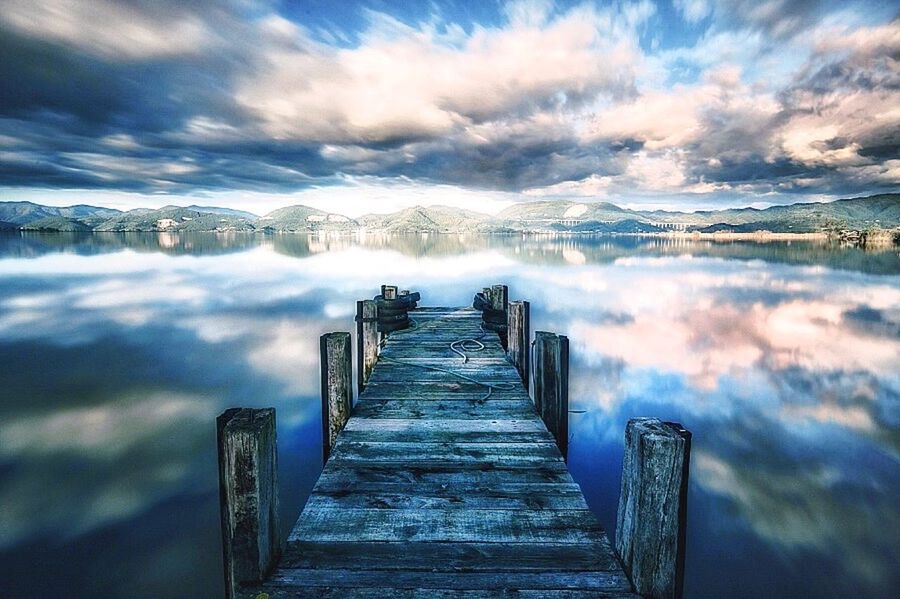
[217,283,693,598]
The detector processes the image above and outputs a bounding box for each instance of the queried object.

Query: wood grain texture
[245,305,636,597]
[533,331,569,460]
[321,332,352,463]
[357,300,379,393]
[507,300,530,390]
[217,408,279,599]
[616,418,691,599]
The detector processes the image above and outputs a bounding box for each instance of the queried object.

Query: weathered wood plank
[344,418,548,434]
[351,399,536,419]
[359,381,530,400]
[315,462,574,486]
[311,479,584,494]
[278,539,619,571]
[336,429,554,444]
[329,441,562,464]
[247,589,637,599]
[367,367,522,385]
[303,489,588,511]
[262,569,633,592]
[378,355,509,365]
[380,346,508,359]
[291,508,605,544]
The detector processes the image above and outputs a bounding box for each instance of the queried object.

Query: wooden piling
[382,285,398,300]
[356,300,378,394]
[507,300,530,390]
[489,284,508,311]
[320,332,352,463]
[533,331,569,459]
[616,418,692,599]
[217,408,279,599]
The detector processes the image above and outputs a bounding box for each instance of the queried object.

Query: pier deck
[246,307,637,597]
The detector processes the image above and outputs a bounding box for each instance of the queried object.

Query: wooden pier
[218,288,690,599]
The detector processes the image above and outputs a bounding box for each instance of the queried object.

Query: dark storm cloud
[357,135,622,192]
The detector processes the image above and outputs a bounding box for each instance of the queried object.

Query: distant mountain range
[0,194,897,234]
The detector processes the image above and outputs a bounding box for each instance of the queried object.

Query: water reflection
[0,232,897,598]
[3,230,899,275]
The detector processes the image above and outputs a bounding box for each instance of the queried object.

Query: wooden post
[383,285,398,300]
[507,300,530,390]
[491,284,509,349]
[356,300,378,394]
[489,284,508,311]
[533,331,569,459]
[320,332,352,463]
[616,418,692,599]
[217,408,279,599]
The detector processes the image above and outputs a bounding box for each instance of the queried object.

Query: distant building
[648,221,691,231]
[156,218,177,229]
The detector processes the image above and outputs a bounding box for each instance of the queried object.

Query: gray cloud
[0,0,896,204]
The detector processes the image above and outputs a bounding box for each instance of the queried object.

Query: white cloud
[586,64,780,152]
[623,151,688,190]
[524,174,613,197]
[235,4,641,143]
[674,0,712,23]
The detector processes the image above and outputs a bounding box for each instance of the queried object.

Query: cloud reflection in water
[0,232,897,597]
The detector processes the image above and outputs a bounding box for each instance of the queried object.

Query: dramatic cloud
[0,0,897,209]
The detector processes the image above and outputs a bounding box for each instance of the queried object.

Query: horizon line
[1,192,895,220]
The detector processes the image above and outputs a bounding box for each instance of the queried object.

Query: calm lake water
[0,231,898,598]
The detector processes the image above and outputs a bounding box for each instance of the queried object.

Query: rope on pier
[380,320,516,401]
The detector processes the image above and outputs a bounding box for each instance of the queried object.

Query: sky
[0,0,898,216]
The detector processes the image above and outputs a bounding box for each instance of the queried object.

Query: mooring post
[320,332,352,463]
[533,331,569,459]
[616,418,692,599]
[356,300,378,394]
[489,284,508,312]
[491,284,509,348]
[217,408,279,599]
[507,300,530,390]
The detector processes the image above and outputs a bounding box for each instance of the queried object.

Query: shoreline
[8,228,898,247]
[644,231,828,241]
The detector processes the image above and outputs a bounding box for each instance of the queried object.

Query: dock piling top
[616,417,691,599]
[507,300,530,391]
[356,300,378,394]
[533,331,569,460]
[489,284,508,312]
[320,332,352,463]
[217,407,279,599]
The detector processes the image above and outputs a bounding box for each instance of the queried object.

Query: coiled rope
[379,318,517,401]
